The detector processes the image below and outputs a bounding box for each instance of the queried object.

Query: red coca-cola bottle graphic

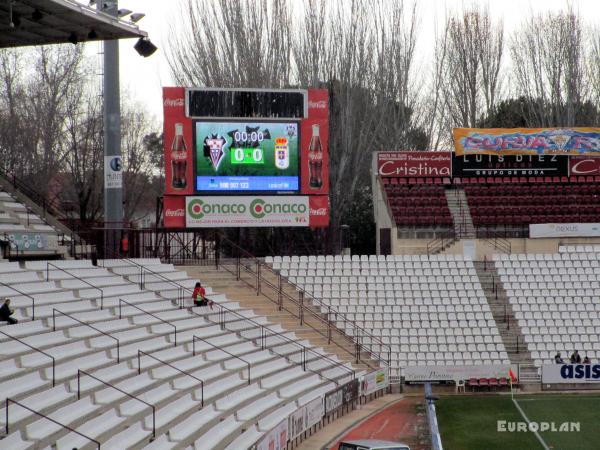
[171,123,187,190]
[308,124,323,189]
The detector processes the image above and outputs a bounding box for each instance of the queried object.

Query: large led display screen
[194,121,300,193]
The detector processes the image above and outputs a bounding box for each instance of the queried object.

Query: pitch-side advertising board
[404,364,518,382]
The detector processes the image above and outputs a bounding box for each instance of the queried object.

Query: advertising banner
[163,87,193,196]
[324,379,359,415]
[360,368,389,396]
[452,153,568,178]
[308,195,330,228]
[300,89,329,195]
[5,233,48,251]
[289,397,324,440]
[185,196,309,228]
[453,128,600,156]
[530,223,600,238]
[404,364,517,382]
[163,196,186,228]
[542,364,600,384]
[569,156,600,176]
[377,151,452,178]
[257,418,288,450]
[104,155,123,189]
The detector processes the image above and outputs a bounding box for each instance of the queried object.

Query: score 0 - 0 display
[194,121,299,193]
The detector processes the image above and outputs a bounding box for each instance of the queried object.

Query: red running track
[329,397,429,450]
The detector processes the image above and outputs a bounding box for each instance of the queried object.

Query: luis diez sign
[185,196,310,228]
[452,153,568,177]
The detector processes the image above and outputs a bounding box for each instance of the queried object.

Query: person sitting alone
[583,356,591,364]
[554,352,564,364]
[570,350,581,364]
[192,282,214,309]
[0,298,17,324]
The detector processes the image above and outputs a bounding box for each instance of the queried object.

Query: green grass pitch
[436,394,600,450]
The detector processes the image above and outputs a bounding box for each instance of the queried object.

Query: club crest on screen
[204,134,227,171]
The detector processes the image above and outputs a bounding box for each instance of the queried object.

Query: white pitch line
[512,398,550,450]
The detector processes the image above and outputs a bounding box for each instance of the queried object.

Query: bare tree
[25,46,86,192]
[167,0,424,250]
[434,6,504,139]
[121,104,159,223]
[510,8,588,126]
[166,0,292,88]
[587,26,600,125]
[60,91,104,224]
[0,49,30,176]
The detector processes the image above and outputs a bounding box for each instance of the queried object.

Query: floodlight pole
[102,0,124,256]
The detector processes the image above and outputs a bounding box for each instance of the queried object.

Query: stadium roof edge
[0,0,147,48]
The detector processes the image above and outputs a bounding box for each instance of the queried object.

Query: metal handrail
[52,309,120,362]
[0,280,36,320]
[216,236,391,368]
[118,299,177,346]
[100,256,187,306]
[77,369,155,438]
[137,350,204,407]
[5,398,100,449]
[0,330,54,387]
[193,335,251,385]
[187,308,350,384]
[46,262,104,309]
[107,256,355,378]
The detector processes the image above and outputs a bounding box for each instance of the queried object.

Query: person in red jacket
[192,282,213,309]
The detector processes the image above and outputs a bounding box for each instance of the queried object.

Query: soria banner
[453,128,600,156]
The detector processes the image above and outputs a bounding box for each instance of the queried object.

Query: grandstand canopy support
[0,0,146,48]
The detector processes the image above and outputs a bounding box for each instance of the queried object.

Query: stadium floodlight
[117,9,132,18]
[130,13,145,23]
[134,37,157,58]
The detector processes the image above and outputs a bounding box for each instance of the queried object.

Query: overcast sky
[88,0,599,125]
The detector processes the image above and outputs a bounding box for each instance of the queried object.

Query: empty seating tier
[465,183,600,230]
[384,185,452,227]
[494,250,600,368]
[0,258,358,449]
[268,254,510,377]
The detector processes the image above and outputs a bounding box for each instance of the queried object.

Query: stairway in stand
[473,261,540,384]
[181,264,375,373]
[445,187,476,239]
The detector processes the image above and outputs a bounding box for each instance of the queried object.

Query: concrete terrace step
[474,261,535,371]
[180,266,373,373]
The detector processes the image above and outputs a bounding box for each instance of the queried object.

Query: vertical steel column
[102,0,124,252]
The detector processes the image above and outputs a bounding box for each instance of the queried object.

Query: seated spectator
[570,350,581,364]
[554,352,564,364]
[583,356,591,364]
[192,282,214,309]
[0,298,17,325]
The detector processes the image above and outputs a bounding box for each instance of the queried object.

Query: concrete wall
[393,236,600,259]
[371,155,395,255]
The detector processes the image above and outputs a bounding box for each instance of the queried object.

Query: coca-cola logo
[165,208,185,217]
[310,207,327,216]
[308,152,323,161]
[570,159,600,175]
[164,98,184,108]
[309,100,327,109]
[171,151,188,161]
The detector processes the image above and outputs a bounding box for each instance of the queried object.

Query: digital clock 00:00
[230,147,264,165]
